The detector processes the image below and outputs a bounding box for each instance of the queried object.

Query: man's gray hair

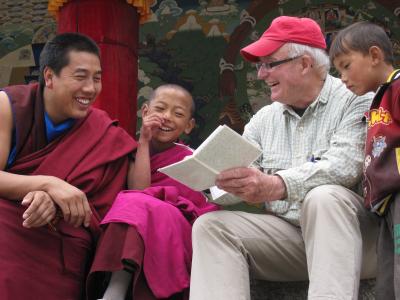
[286,42,330,77]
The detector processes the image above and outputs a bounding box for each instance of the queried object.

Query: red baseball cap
[240,16,326,62]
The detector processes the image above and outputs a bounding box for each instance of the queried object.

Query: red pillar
[57,0,139,136]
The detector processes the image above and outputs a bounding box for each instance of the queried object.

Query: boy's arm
[127,140,151,189]
[127,112,163,189]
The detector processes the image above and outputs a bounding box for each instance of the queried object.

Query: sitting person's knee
[305,184,340,199]
[303,185,354,212]
[192,211,225,238]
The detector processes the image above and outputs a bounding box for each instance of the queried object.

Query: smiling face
[257,45,307,107]
[143,87,195,149]
[43,50,102,123]
[333,50,380,95]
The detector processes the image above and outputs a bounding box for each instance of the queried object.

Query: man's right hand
[216,167,287,203]
[43,177,92,228]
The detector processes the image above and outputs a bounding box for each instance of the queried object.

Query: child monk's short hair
[149,84,195,117]
[329,21,394,64]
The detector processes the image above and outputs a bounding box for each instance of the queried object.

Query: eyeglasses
[255,56,301,71]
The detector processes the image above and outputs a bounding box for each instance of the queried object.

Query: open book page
[194,125,262,173]
[158,125,262,191]
[158,156,217,191]
[208,186,266,213]
[209,186,242,205]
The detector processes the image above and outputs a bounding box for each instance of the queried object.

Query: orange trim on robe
[48,0,155,23]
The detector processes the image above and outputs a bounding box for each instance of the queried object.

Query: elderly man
[0,33,136,299]
[189,16,377,300]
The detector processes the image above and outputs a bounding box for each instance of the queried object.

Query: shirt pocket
[312,129,334,158]
[260,152,291,174]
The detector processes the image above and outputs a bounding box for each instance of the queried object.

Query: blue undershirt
[6,112,75,168]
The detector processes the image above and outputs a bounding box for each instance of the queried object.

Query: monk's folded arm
[0,171,54,201]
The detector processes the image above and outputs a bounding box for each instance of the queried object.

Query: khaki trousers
[189,185,378,300]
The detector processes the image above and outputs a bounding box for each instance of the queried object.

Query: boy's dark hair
[39,32,100,87]
[149,84,195,117]
[329,21,394,64]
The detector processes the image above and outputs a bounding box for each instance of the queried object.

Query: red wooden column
[57,0,139,136]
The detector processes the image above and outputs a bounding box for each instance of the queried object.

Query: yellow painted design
[48,0,155,24]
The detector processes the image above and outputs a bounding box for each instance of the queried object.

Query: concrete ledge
[251,279,375,299]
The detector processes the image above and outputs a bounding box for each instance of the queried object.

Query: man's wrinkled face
[257,45,304,106]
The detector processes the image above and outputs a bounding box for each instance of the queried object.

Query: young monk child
[87,84,218,300]
[330,21,400,299]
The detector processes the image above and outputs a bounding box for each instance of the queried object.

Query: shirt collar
[44,112,75,143]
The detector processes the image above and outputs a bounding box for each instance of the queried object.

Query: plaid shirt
[243,75,373,225]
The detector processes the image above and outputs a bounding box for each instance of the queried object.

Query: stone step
[251,279,375,300]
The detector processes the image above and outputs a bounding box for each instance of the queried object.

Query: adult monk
[0,33,136,299]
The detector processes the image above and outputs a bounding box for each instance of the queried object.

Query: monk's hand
[21,191,56,228]
[215,167,287,203]
[44,177,92,228]
[139,112,164,143]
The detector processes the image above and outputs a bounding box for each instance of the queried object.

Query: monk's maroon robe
[0,84,137,300]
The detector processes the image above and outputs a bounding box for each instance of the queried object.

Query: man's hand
[215,167,287,203]
[43,177,92,228]
[21,191,56,228]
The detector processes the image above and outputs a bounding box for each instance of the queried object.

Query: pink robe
[93,144,218,299]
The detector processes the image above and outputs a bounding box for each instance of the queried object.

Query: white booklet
[209,185,243,205]
[158,125,262,191]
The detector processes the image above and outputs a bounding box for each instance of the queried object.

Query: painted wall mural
[0,0,56,86]
[0,0,399,147]
[138,0,400,147]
